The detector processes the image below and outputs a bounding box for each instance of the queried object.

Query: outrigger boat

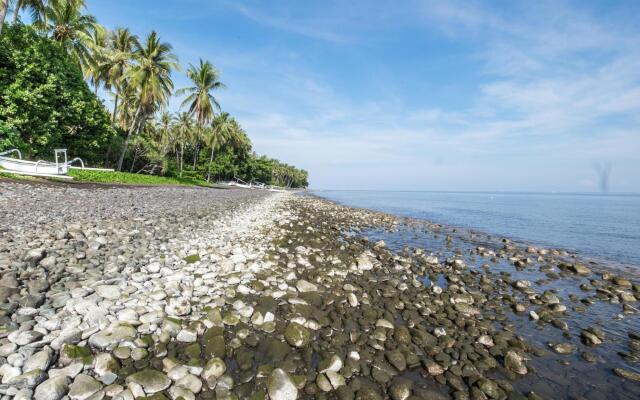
[0,148,113,180]
[221,176,290,192]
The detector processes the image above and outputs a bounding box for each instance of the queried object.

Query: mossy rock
[62,344,94,365]
[183,254,200,264]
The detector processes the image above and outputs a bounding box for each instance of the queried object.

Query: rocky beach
[1,181,639,400]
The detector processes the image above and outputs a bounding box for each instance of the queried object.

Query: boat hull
[0,157,68,175]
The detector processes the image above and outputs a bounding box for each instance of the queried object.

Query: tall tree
[101,27,139,123]
[84,23,107,95]
[116,31,178,171]
[177,58,224,167]
[0,0,9,34]
[11,0,44,24]
[205,112,232,182]
[46,0,98,71]
[173,112,192,177]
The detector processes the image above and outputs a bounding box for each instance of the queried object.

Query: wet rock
[267,368,298,400]
[319,355,343,373]
[552,343,574,355]
[125,369,171,394]
[388,379,412,400]
[504,351,527,375]
[581,329,603,346]
[386,350,407,372]
[284,323,311,348]
[569,264,591,275]
[614,368,640,382]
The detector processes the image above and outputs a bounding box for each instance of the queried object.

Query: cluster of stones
[1,181,639,400]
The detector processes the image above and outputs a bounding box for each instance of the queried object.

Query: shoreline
[309,191,640,278]
[0,183,638,399]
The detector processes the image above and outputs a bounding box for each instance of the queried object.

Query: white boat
[0,148,113,179]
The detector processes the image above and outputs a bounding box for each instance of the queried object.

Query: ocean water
[314,191,640,268]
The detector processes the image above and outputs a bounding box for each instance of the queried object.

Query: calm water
[314,191,640,268]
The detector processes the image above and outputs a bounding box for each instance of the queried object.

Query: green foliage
[0,120,25,151]
[68,169,210,186]
[0,24,116,165]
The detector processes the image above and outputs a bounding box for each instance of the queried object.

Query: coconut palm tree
[177,59,224,167]
[84,23,107,95]
[11,0,44,24]
[116,30,178,171]
[102,27,139,123]
[173,112,192,177]
[46,0,98,71]
[204,112,233,182]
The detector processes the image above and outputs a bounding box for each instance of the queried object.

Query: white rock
[94,285,121,300]
[34,375,70,400]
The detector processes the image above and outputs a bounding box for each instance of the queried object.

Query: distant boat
[0,148,113,179]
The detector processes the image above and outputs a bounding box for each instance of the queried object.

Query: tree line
[0,0,308,188]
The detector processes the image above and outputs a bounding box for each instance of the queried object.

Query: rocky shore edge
[1,183,639,400]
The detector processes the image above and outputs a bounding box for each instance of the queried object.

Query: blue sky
[87,0,640,192]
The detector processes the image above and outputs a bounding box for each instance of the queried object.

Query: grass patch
[68,169,211,187]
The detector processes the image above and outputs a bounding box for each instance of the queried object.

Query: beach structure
[0,148,113,179]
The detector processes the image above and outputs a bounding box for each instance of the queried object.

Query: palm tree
[173,112,192,177]
[46,0,98,71]
[116,30,178,171]
[84,23,107,95]
[205,112,233,182]
[11,0,44,24]
[177,59,224,167]
[102,27,139,123]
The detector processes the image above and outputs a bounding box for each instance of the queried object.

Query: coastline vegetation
[0,0,308,188]
[67,169,211,187]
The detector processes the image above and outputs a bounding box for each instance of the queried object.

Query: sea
[313,190,640,269]
[312,190,640,398]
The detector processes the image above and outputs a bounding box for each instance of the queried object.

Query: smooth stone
[94,285,121,300]
[267,368,298,400]
[94,353,119,384]
[125,369,171,394]
[24,347,53,373]
[504,351,527,375]
[89,324,137,350]
[295,279,318,293]
[69,374,102,400]
[614,368,640,382]
[34,375,70,400]
[284,323,311,348]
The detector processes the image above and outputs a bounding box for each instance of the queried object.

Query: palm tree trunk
[117,105,142,171]
[179,143,184,177]
[111,94,119,124]
[12,0,22,24]
[193,142,199,168]
[129,152,137,172]
[0,0,9,34]
[207,147,215,182]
